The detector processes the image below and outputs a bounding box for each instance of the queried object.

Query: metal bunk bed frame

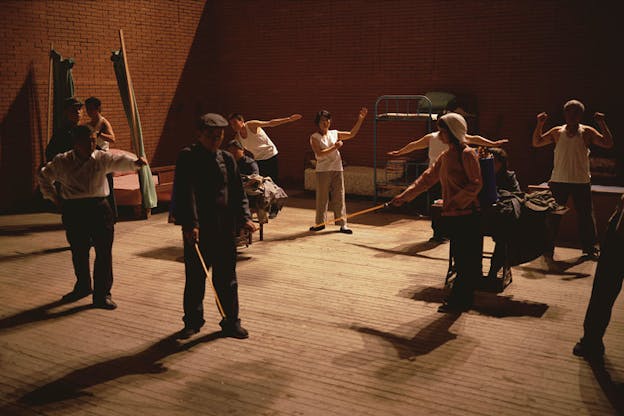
[373,95,434,203]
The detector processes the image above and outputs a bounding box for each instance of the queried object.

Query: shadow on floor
[16,331,222,407]
[350,241,449,262]
[586,358,624,415]
[401,286,549,318]
[0,246,70,263]
[350,313,461,360]
[0,299,94,332]
[0,223,65,236]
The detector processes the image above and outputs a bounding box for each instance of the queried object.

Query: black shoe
[339,226,353,234]
[61,288,93,302]
[176,326,200,340]
[93,297,117,310]
[429,235,449,243]
[581,249,600,261]
[219,319,249,339]
[309,225,325,232]
[573,340,604,361]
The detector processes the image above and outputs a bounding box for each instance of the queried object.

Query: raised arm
[387,133,433,156]
[465,134,509,147]
[337,107,368,141]
[247,114,303,132]
[585,112,614,149]
[532,112,557,147]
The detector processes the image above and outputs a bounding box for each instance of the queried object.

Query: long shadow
[18,331,222,406]
[137,245,252,263]
[0,222,65,236]
[350,241,449,262]
[0,299,93,332]
[351,313,460,360]
[0,63,42,213]
[403,286,549,318]
[0,246,70,263]
[586,358,624,415]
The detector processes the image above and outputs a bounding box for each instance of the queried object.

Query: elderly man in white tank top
[228,112,302,184]
[533,99,614,260]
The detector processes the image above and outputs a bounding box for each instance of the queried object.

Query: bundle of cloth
[242,174,288,224]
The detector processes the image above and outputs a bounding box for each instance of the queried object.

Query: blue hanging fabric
[111,48,157,210]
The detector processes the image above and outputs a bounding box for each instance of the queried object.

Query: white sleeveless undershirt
[428,132,448,166]
[550,125,590,183]
[237,125,278,161]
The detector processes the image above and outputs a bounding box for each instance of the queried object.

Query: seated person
[225,139,286,221]
[225,139,259,177]
[487,147,521,278]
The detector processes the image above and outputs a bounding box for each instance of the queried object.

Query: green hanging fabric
[51,50,75,133]
[111,50,157,210]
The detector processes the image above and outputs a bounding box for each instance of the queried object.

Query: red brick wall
[1,1,621,211]
[207,0,621,189]
[0,0,207,212]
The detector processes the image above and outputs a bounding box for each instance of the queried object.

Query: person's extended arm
[465,134,509,147]
[337,108,368,141]
[586,112,614,149]
[247,114,302,132]
[532,112,557,147]
[38,159,62,207]
[387,133,433,156]
[392,158,441,206]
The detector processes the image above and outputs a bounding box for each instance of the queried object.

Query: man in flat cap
[46,96,84,162]
[172,113,257,340]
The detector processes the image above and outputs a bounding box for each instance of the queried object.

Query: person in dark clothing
[38,125,147,309]
[573,194,624,361]
[225,139,259,176]
[172,113,257,340]
[45,97,83,162]
[487,147,521,278]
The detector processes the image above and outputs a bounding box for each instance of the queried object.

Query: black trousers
[182,228,239,329]
[62,198,115,301]
[580,223,623,348]
[445,213,483,304]
[257,154,279,184]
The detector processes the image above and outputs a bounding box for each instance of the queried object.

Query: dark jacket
[46,123,76,162]
[172,143,251,233]
[237,155,259,176]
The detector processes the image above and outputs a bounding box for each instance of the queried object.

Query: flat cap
[64,96,84,108]
[199,113,229,128]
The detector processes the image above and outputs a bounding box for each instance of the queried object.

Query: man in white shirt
[38,125,147,309]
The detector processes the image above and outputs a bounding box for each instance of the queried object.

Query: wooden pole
[46,43,53,146]
[194,243,226,319]
[313,202,389,229]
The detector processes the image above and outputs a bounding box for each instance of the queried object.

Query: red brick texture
[0,1,621,211]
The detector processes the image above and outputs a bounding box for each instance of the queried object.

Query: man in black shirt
[172,113,256,339]
[46,97,83,162]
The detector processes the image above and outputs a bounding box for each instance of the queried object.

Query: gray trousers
[315,171,347,226]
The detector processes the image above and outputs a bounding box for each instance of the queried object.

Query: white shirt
[550,125,591,184]
[237,125,278,161]
[428,132,448,167]
[38,150,139,201]
[90,115,112,151]
[310,130,343,172]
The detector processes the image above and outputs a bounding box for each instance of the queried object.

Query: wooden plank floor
[1,190,623,415]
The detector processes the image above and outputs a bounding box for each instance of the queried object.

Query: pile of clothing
[242,174,288,224]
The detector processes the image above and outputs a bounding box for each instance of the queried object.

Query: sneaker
[573,340,604,361]
[176,326,200,340]
[92,296,117,310]
[339,226,353,235]
[219,319,249,339]
[309,225,325,232]
[61,288,93,302]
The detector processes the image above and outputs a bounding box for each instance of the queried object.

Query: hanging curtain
[111,50,157,210]
[50,49,75,133]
